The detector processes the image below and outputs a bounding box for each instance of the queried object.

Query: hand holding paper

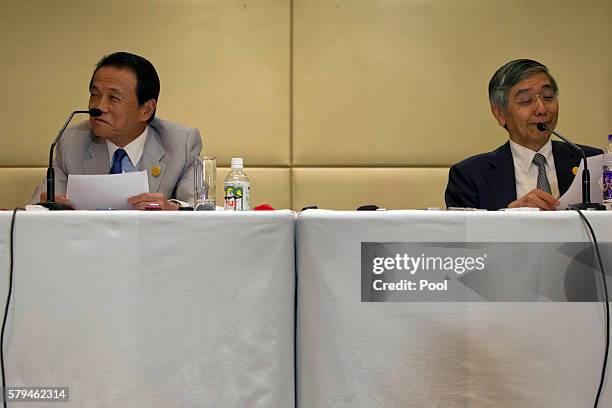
[66,171,149,210]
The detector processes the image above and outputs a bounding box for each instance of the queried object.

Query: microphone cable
[1,208,22,408]
[574,208,610,408]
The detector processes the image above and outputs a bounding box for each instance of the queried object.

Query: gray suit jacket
[31,117,203,204]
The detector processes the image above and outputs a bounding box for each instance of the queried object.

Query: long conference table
[1,210,612,407]
[0,211,296,407]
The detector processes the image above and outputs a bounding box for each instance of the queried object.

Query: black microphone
[537,123,605,210]
[39,109,102,210]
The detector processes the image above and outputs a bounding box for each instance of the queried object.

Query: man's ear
[491,105,507,128]
[140,99,157,122]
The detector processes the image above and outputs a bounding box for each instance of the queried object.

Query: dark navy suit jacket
[445,141,602,210]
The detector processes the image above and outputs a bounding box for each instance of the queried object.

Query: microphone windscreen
[537,123,547,131]
[89,108,102,117]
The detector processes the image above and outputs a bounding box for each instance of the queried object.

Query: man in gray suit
[34,52,202,210]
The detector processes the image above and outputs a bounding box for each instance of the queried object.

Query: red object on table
[253,204,275,211]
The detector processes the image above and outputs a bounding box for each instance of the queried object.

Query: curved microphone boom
[40,109,102,210]
[537,123,605,210]
[536,123,586,165]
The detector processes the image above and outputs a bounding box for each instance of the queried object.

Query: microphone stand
[537,123,605,210]
[39,109,101,210]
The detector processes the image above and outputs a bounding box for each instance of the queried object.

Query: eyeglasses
[513,89,557,107]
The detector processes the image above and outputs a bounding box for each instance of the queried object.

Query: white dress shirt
[106,127,148,170]
[509,139,560,199]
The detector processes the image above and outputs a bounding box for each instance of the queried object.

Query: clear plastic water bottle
[603,135,612,204]
[224,158,250,211]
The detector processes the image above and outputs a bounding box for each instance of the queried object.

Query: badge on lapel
[572,166,578,176]
[152,165,162,177]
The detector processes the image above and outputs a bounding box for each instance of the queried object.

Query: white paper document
[67,171,149,210]
[556,154,603,210]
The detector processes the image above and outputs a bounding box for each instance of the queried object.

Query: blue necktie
[110,149,128,174]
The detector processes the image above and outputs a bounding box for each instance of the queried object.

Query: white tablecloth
[296,210,612,408]
[0,210,295,408]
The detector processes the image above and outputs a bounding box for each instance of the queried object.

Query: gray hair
[488,59,559,113]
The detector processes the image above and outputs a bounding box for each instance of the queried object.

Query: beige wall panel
[0,0,289,167]
[293,0,612,166]
[216,167,291,210]
[0,168,46,210]
[292,167,448,210]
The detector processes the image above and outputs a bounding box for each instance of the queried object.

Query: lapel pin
[152,165,161,177]
[572,166,578,175]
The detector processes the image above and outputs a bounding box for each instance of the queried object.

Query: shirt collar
[106,127,148,167]
[509,138,553,173]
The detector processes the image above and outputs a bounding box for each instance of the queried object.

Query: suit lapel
[553,141,580,196]
[485,142,517,209]
[84,137,110,174]
[140,125,166,193]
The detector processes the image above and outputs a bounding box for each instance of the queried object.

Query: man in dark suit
[445,59,601,210]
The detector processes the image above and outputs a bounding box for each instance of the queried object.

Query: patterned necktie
[110,149,128,174]
[532,153,552,194]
